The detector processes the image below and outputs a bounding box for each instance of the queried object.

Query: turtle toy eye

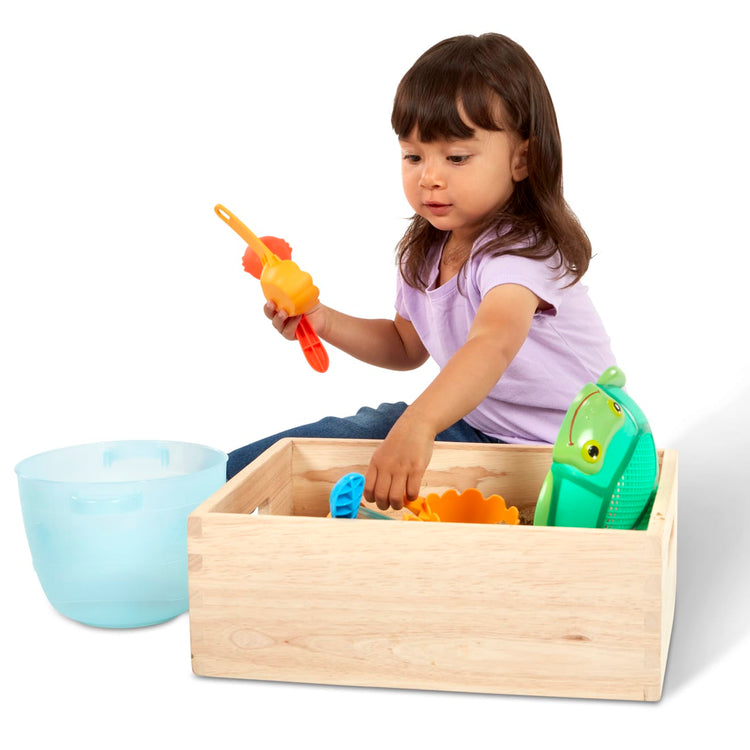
[582,440,602,463]
[608,399,624,418]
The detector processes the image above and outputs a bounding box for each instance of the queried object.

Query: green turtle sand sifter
[533,366,659,530]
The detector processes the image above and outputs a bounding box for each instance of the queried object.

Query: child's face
[399,113,528,245]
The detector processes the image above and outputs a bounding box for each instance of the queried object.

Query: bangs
[392,54,505,141]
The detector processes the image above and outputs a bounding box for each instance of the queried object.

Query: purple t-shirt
[395,237,616,444]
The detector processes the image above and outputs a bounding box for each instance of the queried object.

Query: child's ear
[512,139,529,182]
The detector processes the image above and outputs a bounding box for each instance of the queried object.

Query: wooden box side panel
[653,450,678,690]
[191,439,294,518]
[189,514,664,700]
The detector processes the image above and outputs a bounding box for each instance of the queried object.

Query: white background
[2,0,748,746]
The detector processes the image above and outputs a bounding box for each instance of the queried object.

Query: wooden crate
[188,439,677,701]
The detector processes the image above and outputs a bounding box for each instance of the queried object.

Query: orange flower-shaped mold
[404,488,519,525]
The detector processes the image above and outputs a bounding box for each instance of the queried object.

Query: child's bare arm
[265,302,428,371]
[364,283,540,509]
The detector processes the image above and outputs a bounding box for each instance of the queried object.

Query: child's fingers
[385,475,406,510]
[263,301,300,340]
[363,466,382,508]
[263,300,277,320]
[404,472,421,503]
[364,465,407,511]
[364,465,391,510]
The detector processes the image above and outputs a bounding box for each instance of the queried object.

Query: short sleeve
[394,270,411,321]
[473,251,569,316]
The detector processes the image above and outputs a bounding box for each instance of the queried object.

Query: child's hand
[264,301,326,340]
[364,410,435,510]
[263,300,301,340]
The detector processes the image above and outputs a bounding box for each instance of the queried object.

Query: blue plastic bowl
[15,440,227,628]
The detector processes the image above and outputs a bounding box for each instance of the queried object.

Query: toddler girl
[227,33,615,511]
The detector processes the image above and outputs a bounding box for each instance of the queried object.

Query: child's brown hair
[391,33,591,290]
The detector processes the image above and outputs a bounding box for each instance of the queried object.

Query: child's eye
[447,155,470,164]
[402,154,421,164]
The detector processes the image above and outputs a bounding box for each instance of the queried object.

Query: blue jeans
[226,401,502,479]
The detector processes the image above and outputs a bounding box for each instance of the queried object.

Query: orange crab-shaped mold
[405,488,519,525]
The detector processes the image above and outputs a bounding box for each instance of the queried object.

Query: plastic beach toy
[215,204,319,315]
[533,366,658,530]
[404,489,519,524]
[329,472,519,525]
[328,473,393,519]
[403,496,441,522]
[329,472,366,518]
[215,204,329,372]
[246,235,329,373]
[15,440,227,628]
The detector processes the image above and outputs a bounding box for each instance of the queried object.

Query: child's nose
[418,161,445,190]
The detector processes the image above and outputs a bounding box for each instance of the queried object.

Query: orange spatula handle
[295,315,329,373]
[215,204,275,267]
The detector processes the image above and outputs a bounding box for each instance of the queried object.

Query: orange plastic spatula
[215,204,329,373]
[246,236,329,373]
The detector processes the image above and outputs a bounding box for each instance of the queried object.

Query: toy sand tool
[242,234,329,373]
[215,204,329,372]
[404,489,519,524]
[533,366,658,529]
[329,473,393,519]
[328,472,519,524]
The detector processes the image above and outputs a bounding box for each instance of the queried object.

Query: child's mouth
[424,202,452,216]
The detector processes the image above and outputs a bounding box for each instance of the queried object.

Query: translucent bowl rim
[14,439,228,486]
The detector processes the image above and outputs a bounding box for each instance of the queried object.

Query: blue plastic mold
[329,472,366,518]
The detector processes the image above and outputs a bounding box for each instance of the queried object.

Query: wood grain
[188,439,677,701]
